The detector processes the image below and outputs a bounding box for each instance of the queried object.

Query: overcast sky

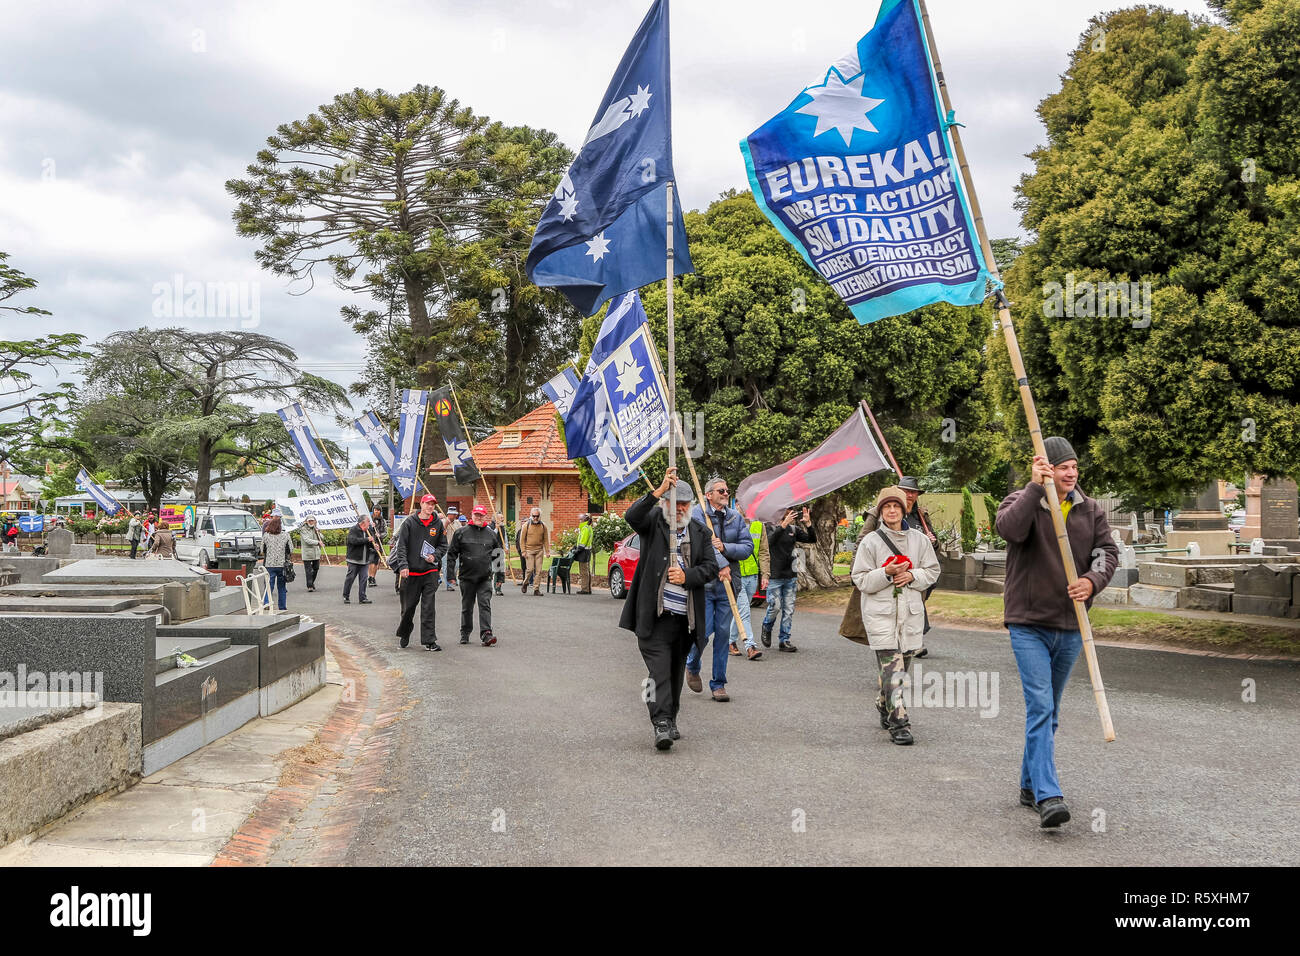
[2,0,1214,460]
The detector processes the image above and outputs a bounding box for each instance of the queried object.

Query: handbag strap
[875,527,905,558]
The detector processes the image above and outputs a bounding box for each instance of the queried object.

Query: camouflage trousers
[875,649,917,727]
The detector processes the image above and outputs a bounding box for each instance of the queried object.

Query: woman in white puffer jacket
[851,485,940,745]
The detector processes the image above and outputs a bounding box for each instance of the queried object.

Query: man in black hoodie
[391,494,448,650]
[762,506,815,651]
[448,505,503,646]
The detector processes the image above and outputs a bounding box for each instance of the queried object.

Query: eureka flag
[276,404,339,486]
[543,366,641,496]
[735,406,889,523]
[525,0,693,316]
[391,389,428,494]
[740,0,998,324]
[353,411,408,497]
[75,468,123,516]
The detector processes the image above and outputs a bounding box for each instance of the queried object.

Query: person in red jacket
[391,494,448,651]
[995,437,1117,829]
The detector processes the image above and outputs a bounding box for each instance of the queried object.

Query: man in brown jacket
[518,506,550,596]
[995,436,1117,830]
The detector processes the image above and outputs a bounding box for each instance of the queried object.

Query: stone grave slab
[0,596,148,614]
[1139,563,1194,588]
[1179,587,1232,612]
[0,583,166,599]
[1129,584,1179,609]
[41,559,217,588]
[1110,567,1139,588]
[1233,564,1300,598]
[1232,594,1300,618]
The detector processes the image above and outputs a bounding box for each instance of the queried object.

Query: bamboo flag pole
[301,408,389,570]
[449,385,517,584]
[666,181,679,533]
[644,312,752,647]
[917,0,1115,741]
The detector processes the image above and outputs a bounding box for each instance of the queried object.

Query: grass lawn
[797,585,1300,658]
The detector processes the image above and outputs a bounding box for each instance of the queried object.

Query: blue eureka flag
[740,0,999,324]
[595,324,670,468]
[541,368,582,419]
[546,366,641,496]
[564,292,652,460]
[353,411,408,496]
[526,0,693,316]
[75,468,123,516]
[391,389,428,495]
[276,404,339,486]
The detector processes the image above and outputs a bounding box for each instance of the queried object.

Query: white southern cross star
[283,413,310,433]
[585,232,611,263]
[596,441,627,481]
[395,476,414,494]
[614,352,644,398]
[795,73,885,146]
[363,423,389,446]
[447,437,474,469]
[627,84,652,118]
[397,454,414,471]
[399,398,425,419]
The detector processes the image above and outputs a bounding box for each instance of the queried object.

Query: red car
[607,533,765,605]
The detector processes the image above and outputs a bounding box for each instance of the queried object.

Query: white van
[175,505,262,569]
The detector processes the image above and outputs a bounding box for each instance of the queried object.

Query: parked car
[606,533,766,605]
[174,506,262,569]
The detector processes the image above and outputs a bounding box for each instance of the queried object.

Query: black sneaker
[459,635,470,645]
[368,576,376,586]
[359,598,372,604]
[916,647,929,658]
[888,723,914,746]
[1020,787,1036,809]
[481,631,497,647]
[877,703,890,730]
[778,642,797,653]
[343,597,350,604]
[761,628,772,648]
[1038,797,1070,828]
[398,634,409,649]
[653,721,673,750]
[669,719,681,741]
[423,641,442,652]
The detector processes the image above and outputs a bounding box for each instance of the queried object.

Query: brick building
[426,402,637,539]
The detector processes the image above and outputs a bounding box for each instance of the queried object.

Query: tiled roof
[428,402,578,475]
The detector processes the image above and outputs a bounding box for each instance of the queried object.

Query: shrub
[960,487,977,554]
[592,511,632,554]
[556,528,579,554]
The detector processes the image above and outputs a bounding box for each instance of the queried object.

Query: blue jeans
[1008,625,1082,803]
[762,577,798,644]
[266,566,288,611]
[686,581,735,691]
[729,574,759,649]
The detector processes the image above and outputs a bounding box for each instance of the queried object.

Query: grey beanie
[1043,436,1078,466]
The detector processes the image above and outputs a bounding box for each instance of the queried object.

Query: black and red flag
[430,386,481,486]
[736,405,889,522]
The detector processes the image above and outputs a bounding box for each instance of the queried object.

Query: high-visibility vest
[738,519,763,576]
[577,522,593,548]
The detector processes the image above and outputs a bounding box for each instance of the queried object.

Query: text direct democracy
[759,133,978,302]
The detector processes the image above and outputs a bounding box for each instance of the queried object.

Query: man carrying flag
[391,493,448,651]
[526,0,692,316]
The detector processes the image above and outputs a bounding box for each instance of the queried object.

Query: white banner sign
[276,484,367,530]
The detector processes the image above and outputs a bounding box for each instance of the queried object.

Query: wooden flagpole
[917,0,1114,741]
[449,385,517,584]
[859,400,933,538]
[644,306,752,648]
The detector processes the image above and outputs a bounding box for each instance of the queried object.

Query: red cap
[472,505,487,516]
[420,494,437,504]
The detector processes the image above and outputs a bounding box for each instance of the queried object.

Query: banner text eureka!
[761,130,977,298]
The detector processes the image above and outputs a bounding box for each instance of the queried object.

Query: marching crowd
[234,434,1112,830]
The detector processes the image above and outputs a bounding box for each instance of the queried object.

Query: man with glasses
[685,476,754,702]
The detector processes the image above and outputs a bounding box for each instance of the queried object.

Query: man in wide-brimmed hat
[996,437,1117,829]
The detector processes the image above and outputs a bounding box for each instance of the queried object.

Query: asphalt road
[284,564,1300,866]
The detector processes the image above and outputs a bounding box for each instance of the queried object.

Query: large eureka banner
[741,0,998,324]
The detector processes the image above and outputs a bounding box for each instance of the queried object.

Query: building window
[499,429,522,448]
